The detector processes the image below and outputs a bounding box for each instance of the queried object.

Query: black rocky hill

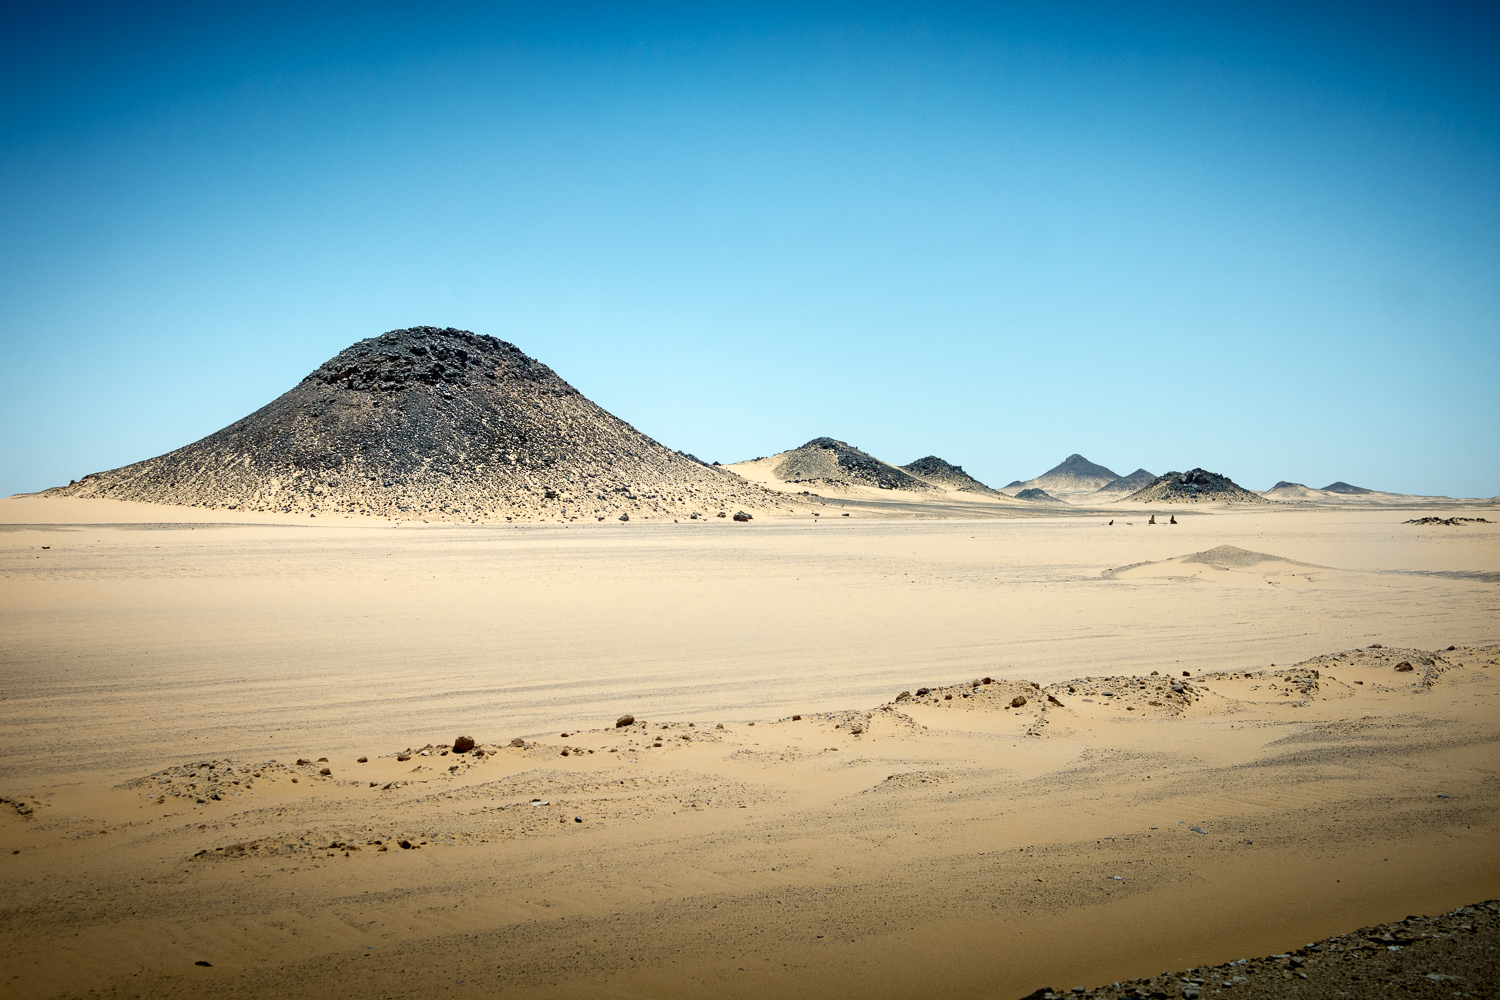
[1125,468,1268,504]
[50,327,774,521]
[900,456,1001,494]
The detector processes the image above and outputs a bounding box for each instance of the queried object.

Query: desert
[3,349,1498,998]
[5,8,1499,998]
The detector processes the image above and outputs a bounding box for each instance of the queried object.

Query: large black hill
[50,327,774,521]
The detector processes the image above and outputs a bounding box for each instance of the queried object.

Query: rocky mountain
[1002,454,1121,501]
[1124,468,1269,504]
[730,438,936,492]
[1091,468,1156,497]
[900,456,1003,495]
[48,326,780,521]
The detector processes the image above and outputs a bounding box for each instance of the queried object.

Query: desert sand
[2,494,1497,999]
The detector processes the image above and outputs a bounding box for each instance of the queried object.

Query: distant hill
[731,438,937,493]
[1091,468,1156,497]
[1125,469,1269,504]
[48,326,777,521]
[1015,488,1063,503]
[901,456,1003,495]
[1322,481,1373,494]
[1004,454,1121,502]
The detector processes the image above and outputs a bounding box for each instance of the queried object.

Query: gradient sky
[2,2,1496,498]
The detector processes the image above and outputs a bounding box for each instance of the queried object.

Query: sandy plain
[1,494,1497,999]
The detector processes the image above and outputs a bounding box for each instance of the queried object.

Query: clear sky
[2,2,1496,497]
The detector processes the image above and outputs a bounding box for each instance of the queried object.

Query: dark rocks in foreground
[1019,899,1499,999]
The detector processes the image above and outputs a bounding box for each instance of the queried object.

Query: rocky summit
[48,326,777,521]
[1124,468,1269,504]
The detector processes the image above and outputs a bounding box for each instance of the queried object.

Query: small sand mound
[1181,545,1283,568]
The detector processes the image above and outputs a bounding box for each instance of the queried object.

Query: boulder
[616,714,635,728]
[452,736,476,753]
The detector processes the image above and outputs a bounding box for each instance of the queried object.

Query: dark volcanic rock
[1015,488,1062,503]
[1124,468,1268,504]
[1322,481,1374,494]
[49,327,776,521]
[900,456,1003,495]
[769,438,936,492]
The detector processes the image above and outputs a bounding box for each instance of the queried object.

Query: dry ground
[1,496,1496,999]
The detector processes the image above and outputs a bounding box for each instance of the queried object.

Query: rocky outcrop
[1124,468,1269,504]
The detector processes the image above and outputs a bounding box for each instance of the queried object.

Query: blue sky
[2,2,1496,497]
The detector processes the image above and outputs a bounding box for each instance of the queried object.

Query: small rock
[1011,695,1028,708]
[319,768,331,776]
[452,736,476,753]
[733,511,752,522]
[792,714,802,721]
[396,753,410,761]
[575,816,583,823]
[619,513,629,521]
[510,738,526,748]
[616,714,635,728]
[1394,661,1414,672]
[195,960,213,967]
[1191,826,1208,835]
[357,756,368,763]
[296,758,311,765]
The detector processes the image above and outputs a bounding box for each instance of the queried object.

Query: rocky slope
[1003,454,1121,501]
[1089,468,1155,499]
[1124,468,1269,504]
[47,327,781,521]
[735,438,938,492]
[900,456,1004,495]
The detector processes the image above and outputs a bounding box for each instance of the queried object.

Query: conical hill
[48,327,778,521]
